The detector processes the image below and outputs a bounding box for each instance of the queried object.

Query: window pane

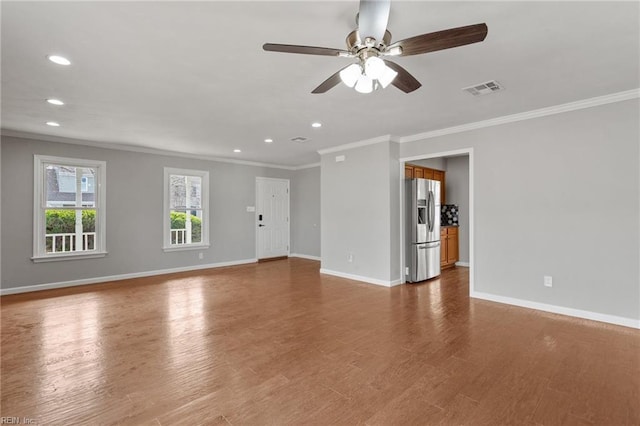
[46,165,76,207]
[187,176,202,209]
[169,175,202,209]
[45,209,97,253]
[189,209,202,243]
[169,210,202,245]
[45,165,97,208]
[81,168,96,207]
[169,176,186,209]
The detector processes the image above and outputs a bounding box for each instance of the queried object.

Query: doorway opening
[399,148,474,295]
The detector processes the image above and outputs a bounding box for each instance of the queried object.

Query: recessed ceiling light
[233,149,241,153]
[311,122,322,128]
[46,99,64,106]
[264,138,273,143]
[46,121,60,127]
[47,55,71,66]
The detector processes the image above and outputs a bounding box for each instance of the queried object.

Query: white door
[256,177,290,259]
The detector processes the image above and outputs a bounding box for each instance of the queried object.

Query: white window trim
[32,155,107,262]
[163,167,210,252]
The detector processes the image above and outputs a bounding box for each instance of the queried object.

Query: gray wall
[445,155,470,263]
[409,157,447,171]
[400,99,639,320]
[321,141,394,283]
[0,136,324,289]
[0,139,2,287]
[291,165,320,257]
[388,142,401,281]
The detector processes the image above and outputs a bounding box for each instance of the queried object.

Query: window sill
[162,244,210,253]
[31,251,108,263]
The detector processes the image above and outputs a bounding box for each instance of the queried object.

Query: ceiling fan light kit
[263,0,488,95]
[338,59,398,93]
[354,74,374,94]
[339,63,362,88]
[364,57,385,80]
[376,64,398,89]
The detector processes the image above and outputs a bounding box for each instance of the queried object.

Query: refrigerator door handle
[427,190,435,232]
[426,191,431,231]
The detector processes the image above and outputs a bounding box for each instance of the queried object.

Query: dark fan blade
[358,0,391,42]
[311,66,349,94]
[388,23,488,57]
[263,43,348,57]
[383,60,421,93]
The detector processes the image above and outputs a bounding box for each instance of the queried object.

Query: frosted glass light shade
[364,56,385,80]
[378,65,398,88]
[339,63,362,88]
[354,75,374,94]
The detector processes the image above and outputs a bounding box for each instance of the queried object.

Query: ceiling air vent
[462,80,504,96]
[291,136,309,143]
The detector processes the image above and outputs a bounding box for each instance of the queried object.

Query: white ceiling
[2,1,638,167]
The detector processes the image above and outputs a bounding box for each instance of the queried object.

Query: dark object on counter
[441,204,459,226]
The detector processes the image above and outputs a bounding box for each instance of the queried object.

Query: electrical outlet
[198,252,204,260]
[405,267,409,275]
[347,252,354,263]
[544,276,553,287]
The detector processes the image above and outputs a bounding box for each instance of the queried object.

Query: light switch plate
[246,206,255,212]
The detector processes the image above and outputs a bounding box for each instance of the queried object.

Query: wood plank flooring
[1,258,638,425]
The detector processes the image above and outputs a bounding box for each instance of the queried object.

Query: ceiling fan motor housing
[346,29,392,56]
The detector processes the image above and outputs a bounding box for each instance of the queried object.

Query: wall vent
[462,80,504,96]
[291,136,309,143]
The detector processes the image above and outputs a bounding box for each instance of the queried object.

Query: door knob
[258,224,265,227]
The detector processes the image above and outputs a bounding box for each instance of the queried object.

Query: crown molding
[293,162,320,170]
[3,89,636,167]
[0,129,301,171]
[317,134,393,155]
[398,88,640,143]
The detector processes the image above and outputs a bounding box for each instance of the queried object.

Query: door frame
[255,177,291,260]
[398,148,474,296]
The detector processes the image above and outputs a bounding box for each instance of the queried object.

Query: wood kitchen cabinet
[405,164,446,203]
[404,165,414,179]
[440,226,459,269]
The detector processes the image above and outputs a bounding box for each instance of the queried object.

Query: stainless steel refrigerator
[406,178,441,282]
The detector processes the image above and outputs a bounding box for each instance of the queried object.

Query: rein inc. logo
[1,418,36,424]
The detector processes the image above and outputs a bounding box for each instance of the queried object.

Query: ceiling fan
[263,0,488,94]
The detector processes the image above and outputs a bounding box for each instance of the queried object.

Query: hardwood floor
[1,258,638,425]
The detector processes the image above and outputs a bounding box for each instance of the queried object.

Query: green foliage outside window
[170,211,202,243]
[46,210,96,233]
[45,210,96,252]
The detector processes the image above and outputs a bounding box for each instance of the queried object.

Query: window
[33,155,107,262]
[163,167,209,251]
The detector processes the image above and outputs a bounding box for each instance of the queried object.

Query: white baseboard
[389,278,403,287]
[455,261,470,267]
[289,253,321,261]
[471,291,640,330]
[319,268,398,287]
[0,258,258,296]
